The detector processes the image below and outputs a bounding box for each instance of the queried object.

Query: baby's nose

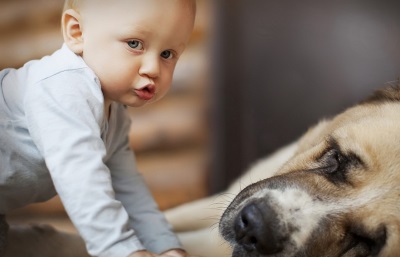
[139,55,160,79]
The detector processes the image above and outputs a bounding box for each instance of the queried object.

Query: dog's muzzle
[219,175,307,257]
[233,200,286,255]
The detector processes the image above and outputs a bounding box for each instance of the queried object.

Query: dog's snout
[234,202,284,254]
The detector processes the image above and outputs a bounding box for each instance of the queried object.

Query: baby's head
[62,0,196,107]
[63,0,79,11]
[63,0,196,16]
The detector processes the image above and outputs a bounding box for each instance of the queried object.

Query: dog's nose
[234,202,284,254]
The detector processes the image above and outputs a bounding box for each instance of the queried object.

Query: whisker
[200,215,221,222]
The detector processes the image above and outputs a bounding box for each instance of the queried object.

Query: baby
[0,0,197,257]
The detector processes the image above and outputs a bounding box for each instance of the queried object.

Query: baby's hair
[63,0,80,11]
[63,0,196,13]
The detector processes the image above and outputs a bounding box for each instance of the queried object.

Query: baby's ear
[62,9,84,55]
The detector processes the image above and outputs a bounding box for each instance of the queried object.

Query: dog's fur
[165,81,400,257]
[3,82,400,257]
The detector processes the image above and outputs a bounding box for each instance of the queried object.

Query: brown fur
[165,81,400,257]
[361,80,400,104]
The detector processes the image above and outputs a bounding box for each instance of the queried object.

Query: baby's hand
[128,250,156,257]
[160,249,200,257]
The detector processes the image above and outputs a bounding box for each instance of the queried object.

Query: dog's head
[220,83,400,257]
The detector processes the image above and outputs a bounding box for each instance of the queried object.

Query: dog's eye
[321,149,345,173]
[317,148,351,184]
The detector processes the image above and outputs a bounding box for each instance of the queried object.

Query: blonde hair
[63,0,80,11]
[63,0,196,13]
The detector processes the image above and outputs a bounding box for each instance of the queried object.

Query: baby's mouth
[134,85,156,100]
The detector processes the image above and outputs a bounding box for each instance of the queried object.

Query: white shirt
[0,44,181,256]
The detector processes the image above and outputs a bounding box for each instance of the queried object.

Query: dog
[165,81,400,257]
[3,82,399,257]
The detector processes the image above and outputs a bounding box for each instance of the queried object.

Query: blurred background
[2,0,400,233]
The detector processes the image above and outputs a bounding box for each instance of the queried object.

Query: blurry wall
[0,0,64,69]
[209,0,400,193]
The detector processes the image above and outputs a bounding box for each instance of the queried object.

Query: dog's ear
[360,80,400,105]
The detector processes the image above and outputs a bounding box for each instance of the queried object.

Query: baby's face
[78,0,195,107]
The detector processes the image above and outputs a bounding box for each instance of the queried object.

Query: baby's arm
[106,106,183,254]
[160,249,199,257]
[127,249,199,257]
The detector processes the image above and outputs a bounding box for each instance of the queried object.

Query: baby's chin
[123,96,160,108]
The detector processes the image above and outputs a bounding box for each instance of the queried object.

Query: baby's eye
[160,50,173,59]
[127,40,143,50]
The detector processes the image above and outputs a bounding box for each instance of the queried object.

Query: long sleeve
[106,108,182,254]
[24,71,144,257]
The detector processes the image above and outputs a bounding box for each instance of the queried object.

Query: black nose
[234,202,285,254]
